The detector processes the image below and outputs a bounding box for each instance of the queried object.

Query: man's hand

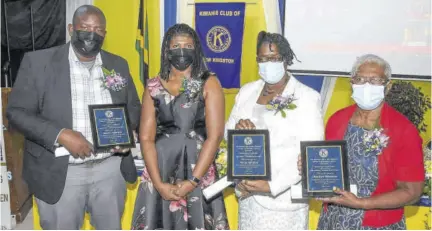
[235,119,256,130]
[110,131,138,154]
[58,129,93,159]
[239,180,270,193]
[110,146,130,154]
[133,131,138,143]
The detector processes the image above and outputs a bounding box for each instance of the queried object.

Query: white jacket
[225,75,325,211]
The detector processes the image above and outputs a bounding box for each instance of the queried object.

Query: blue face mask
[351,83,385,110]
[258,61,285,84]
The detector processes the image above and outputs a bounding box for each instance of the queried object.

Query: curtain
[1,0,66,86]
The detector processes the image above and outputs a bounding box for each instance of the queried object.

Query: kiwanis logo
[105,110,114,118]
[206,26,231,53]
[244,137,253,145]
[319,149,329,158]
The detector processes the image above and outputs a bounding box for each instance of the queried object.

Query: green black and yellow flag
[136,0,149,86]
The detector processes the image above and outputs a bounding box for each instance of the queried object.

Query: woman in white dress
[225,31,324,230]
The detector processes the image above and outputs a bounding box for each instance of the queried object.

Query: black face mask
[71,30,104,58]
[168,48,195,71]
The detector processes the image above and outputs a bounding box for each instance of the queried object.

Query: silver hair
[350,54,392,80]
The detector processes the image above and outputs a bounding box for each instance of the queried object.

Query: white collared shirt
[67,45,113,164]
[225,74,325,210]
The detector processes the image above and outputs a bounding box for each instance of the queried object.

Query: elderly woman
[313,54,424,229]
[225,31,324,230]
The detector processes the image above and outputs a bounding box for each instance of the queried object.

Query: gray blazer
[6,43,141,205]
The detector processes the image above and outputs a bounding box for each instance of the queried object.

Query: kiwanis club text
[199,10,242,16]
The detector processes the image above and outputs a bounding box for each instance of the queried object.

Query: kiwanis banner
[195,3,245,89]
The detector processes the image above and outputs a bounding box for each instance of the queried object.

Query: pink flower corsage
[101,67,127,92]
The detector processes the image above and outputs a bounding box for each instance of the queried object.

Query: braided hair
[256,31,299,66]
[160,23,208,81]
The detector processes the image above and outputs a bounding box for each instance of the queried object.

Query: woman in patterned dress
[131,23,229,230]
[300,54,424,230]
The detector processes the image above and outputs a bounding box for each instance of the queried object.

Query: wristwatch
[188,176,200,185]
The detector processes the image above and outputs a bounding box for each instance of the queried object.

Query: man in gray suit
[6,5,141,230]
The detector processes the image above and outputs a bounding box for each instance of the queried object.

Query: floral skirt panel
[317,124,406,230]
[131,134,229,230]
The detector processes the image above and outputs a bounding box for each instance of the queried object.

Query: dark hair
[160,23,208,81]
[256,31,299,66]
[72,5,106,27]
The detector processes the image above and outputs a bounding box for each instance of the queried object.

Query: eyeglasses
[256,56,284,63]
[351,76,389,85]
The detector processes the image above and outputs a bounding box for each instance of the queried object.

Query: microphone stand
[2,0,12,87]
[2,61,10,88]
[30,5,35,51]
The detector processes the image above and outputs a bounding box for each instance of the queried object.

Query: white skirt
[238,196,309,230]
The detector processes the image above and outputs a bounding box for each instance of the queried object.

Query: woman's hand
[235,184,250,199]
[155,183,182,201]
[316,187,365,209]
[174,180,196,198]
[297,154,302,175]
[239,180,271,193]
[235,119,256,130]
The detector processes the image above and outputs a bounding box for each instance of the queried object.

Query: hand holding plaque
[57,129,94,159]
[235,119,256,130]
[300,140,350,198]
[227,129,271,181]
[203,127,271,200]
[89,104,136,153]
